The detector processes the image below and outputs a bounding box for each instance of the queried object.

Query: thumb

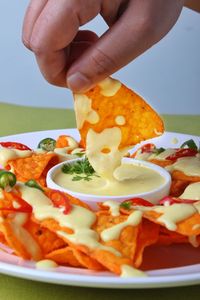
[66,0,184,93]
[66,6,151,92]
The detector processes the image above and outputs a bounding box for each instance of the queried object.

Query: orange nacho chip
[75,79,164,148]
[0,211,42,260]
[143,209,200,237]
[172,170,200,183]
[133,219,159,268]
[36,205,140,275]
[149,159,173,168]
[26,219,67,255]
[46,246,104,270]
[94,210,140,261]
[56,135,70,148]
[9,153,59,185]
[170,179,190,197]
[157,226,188,246]
[46,247,82,267]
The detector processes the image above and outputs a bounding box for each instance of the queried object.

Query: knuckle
[136,16,158,39]
[44,73,64,87]
[73,0,100,25]
[22,36,32,51]
[29,41,45,56]
[28,35,47,56]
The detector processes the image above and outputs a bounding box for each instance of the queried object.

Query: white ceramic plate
[0,129,200,289]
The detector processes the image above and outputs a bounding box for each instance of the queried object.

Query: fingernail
[67,72,92,93]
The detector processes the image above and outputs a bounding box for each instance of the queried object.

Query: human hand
[22,0,184,93]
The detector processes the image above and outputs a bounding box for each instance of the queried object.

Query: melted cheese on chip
[74,94,99,129]
[180,182,200,200]
[0,148,32,167]
[86,127,125,179]
[98,78,121,97]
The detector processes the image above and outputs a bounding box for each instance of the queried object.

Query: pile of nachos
[0,78,199,277]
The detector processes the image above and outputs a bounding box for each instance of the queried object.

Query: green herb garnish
[120,201,132,210]
[62,158,96,181]
[153,147,165,155]
[180,139,198,151]
[75,152,85,158]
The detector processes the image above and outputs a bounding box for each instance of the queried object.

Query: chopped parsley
[61,158,97,181]
[74,152,85,158]
[120,201,132,210]
[153,147,165,155]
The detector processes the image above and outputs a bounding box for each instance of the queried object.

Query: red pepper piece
[128,198,154,206]
[166,148,198,162]
[0,191,33,213]
[0,142,31,151]
[159,196,197,205]
[140,143,156,153]
[48,190,72,215]
[121,197,154,210]
[131,143,156,158]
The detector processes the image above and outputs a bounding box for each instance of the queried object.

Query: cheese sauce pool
[53,162,165,196]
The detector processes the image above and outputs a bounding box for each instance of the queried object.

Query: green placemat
[0,102,200,300]
[0,103,200,136]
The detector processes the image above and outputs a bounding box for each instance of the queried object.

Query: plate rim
[0,128,200,288]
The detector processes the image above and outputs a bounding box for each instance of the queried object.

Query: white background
[0,1,199,114]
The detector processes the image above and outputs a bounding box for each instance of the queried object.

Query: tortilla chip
[0,232,7,245]
[172,170,200,183]
[143,209,200,237]
[71,247,105,270]
[134,219,159,267]
[157,226,188,246]
[46,246,104,270]
[0,212,42,260]
[89,211,140,274]
[9,153,59,185]
[46,247,82,267]
[94,211,139,260]
[56,135,70,148]
[76,80,164,148]
[25,219,66,255]
[44,188,91,210]
[170,179,190,197]
[149,159,173,168]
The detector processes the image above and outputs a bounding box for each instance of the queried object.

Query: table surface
[0,103,200,300]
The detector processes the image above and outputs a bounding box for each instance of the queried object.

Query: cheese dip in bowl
[47,157,171,209]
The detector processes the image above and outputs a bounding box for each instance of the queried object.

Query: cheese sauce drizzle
[103,201,120,217]
[115,115,126,126]
[74,94,99,129]
[180,182,200,201]
[0,148,32,167]
[86,127,125,179]
[36,259,58,270]
[121,265,147,278]
[9,212,42,260]
[98,78,121,97]
[172,157,200,177]
[54,136,79,159]
[101,211,143,242]
[154,204,196,231]
[19,185,121,257]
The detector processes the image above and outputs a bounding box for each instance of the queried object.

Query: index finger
[26,0,81,86]
[22,0,48,49]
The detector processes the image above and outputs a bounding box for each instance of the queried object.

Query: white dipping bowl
[47,158,171,209]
